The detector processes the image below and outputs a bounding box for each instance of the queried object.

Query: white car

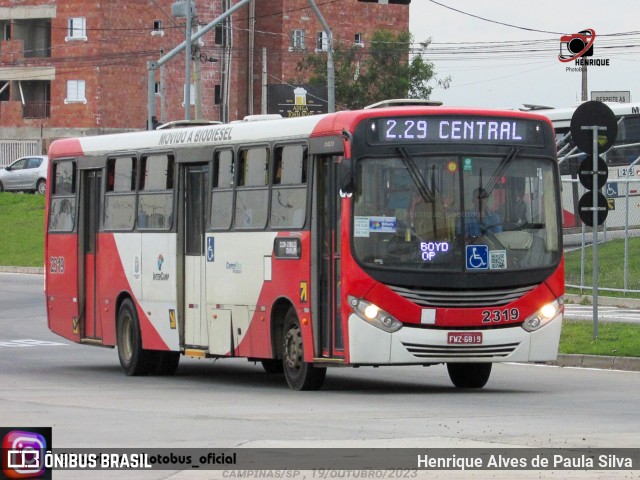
[0,155,48,194]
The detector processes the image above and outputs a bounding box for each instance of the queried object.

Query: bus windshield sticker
[466,245,489,270]
[369,217,397,233]
[354,216,370,237]
[489,250,507,269]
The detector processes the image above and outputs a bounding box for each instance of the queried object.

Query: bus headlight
[348,296,403,333]
[521,298,563,332]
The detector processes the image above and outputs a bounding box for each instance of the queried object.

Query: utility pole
[262,47,267,114]
[184,0,193,120]
[308,0,334,113]
[148,0,253,129]
[581,63,588,101]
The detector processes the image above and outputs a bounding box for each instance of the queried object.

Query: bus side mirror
[338,157,354,195]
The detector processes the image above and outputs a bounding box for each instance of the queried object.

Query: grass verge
[559,320,640,357]
[0,193,45,267]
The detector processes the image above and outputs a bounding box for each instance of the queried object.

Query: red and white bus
[45,103,564,390]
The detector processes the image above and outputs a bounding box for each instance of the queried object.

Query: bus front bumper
[347,313,563,365]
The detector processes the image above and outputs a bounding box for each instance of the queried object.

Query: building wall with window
[253,0,409,112]
[0,0,407,148]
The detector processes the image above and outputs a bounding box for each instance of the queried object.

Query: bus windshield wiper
[398,147,434,203]
[483,147,519,197]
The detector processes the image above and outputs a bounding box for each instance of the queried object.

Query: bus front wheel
[446,363,492,388]
[282,309,326,391]
[117,298,154,376]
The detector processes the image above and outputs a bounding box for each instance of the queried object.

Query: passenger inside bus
[456,188,502,238]
[507,178,528,227]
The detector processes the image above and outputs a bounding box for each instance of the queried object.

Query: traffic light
[358,0,411,4]
[570,101,617,227]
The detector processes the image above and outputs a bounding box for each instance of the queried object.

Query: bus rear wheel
[446,363,492,388]
[282,309,326,391]
[117,298,154,376]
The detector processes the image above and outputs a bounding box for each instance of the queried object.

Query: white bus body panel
[348,313,563,365]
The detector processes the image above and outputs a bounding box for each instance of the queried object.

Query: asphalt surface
[2,266,638,372]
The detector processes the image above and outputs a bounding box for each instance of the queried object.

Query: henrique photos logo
[559,28,610,70]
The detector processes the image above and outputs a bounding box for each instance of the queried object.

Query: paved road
[1,273,640,480]
[564,304,640,323]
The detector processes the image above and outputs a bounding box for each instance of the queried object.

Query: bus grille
[402,341,520,358]
[387,284,535,308]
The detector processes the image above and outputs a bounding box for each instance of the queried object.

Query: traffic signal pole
[583,124,608,339]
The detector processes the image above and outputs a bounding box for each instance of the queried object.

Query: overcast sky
[408,0,639,109]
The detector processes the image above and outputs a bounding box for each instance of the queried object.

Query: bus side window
[271,145,307,229]
[104,156,136,230]
[138,154,174,230]
[49,160,76,233]
[235,147,269,229]
[210,150,234,230]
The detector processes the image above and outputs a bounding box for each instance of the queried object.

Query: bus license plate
[448,332,483,344]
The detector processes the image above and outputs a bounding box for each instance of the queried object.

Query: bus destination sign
[370,116,545,146]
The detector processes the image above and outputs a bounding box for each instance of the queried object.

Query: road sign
[578,156,608,190]
[591,91,631,103]
[578,191,608,227]
[570,101,618,154]
[605,182,618,198]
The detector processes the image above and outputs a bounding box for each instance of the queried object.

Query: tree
[296,29,450,110]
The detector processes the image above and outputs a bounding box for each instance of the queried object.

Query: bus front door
[315,156,344,358]
[183,165,209,349]
[78,169,102,342]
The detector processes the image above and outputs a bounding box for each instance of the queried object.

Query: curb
[552,354,640,372]
[0,266,45,275]
[564,293,640,309]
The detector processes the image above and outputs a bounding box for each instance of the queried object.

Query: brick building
[0,0,408,158]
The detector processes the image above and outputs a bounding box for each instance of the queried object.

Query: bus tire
[117,298,153,376]
[446,362,492,388]
[282,309,326,391]
[261,359,284,374]
[152,351,180,376]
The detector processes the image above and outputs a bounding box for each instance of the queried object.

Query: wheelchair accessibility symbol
[466,245,489,270]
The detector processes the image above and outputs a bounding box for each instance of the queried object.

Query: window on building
[354,32,364,46]
[291,29,305,50]
[66,17,87,41]
[65,80,86,104]
[316,31,328,52]
[214,84,221,105]
[214,25,223,45]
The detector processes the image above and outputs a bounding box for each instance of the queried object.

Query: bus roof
[48,105,554,160]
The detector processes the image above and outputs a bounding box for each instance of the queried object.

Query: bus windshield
[352,153,561,272]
